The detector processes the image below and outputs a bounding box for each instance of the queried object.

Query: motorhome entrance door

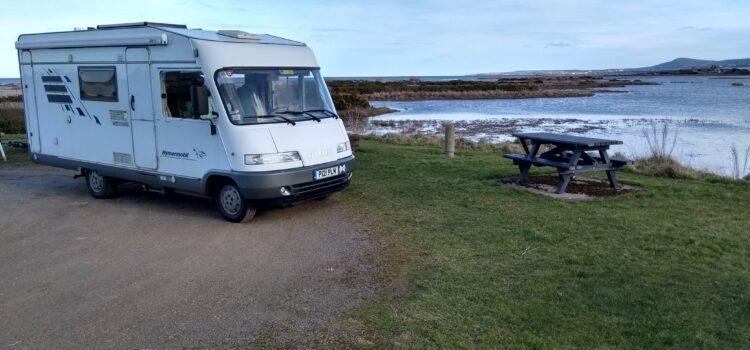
[125,48,157,169]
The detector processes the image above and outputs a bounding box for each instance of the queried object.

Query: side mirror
[191,85,209,118]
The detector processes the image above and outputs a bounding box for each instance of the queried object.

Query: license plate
[313,165,345,180]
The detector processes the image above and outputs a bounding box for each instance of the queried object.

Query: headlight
[337,141,350,153]
[244,151,301,165]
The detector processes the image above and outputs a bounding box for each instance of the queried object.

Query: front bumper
[231,156,355,205]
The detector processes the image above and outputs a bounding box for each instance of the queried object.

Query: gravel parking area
[0,166,376,349]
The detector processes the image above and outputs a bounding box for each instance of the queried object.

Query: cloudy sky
[1,0,748,77]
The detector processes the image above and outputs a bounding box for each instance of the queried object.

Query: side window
[161,71,213,119]
[79,66,118,102]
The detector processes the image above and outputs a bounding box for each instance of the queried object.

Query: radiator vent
[113,152,133,165]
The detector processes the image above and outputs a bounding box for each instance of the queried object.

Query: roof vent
[217,30,260,40]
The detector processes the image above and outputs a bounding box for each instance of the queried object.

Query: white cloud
[1,0,748,76]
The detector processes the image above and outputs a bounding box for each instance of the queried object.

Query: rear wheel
[216,182,256,223]
[85,170,117,199]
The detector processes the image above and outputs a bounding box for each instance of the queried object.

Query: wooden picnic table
[503,132,631,194]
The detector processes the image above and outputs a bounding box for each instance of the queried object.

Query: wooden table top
[512,132,623,147]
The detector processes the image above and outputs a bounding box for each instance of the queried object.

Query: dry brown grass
[642,121,678,159]
[0,103,25,134]
[633,122,748,181]
[729,144,750,180]
[339,107,397,134]
[630,156,712,179]
[361,133,522,153]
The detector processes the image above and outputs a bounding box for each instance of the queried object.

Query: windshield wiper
[277,110,321,123]
[303,109,339,119]
[257,114,296,126]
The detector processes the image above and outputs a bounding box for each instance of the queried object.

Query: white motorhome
[16,22,354,222]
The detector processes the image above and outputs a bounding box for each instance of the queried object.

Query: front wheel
[85,170,117,199]
[216,183,256,223]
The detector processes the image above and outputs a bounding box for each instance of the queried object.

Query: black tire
[216,182,256,223]
[85,170,117,199]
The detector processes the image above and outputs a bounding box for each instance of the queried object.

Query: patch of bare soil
[497,175,641,200]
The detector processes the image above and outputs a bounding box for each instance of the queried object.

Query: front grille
[290,173,350,199]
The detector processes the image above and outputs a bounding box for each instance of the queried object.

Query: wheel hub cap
[89,172,104,192]
[220,186,242,215]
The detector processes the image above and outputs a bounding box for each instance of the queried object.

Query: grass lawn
[344,139,750,349]
[0,133,30,166]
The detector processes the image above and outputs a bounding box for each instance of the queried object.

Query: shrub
[338,107,370,134]
[0,95,23,103]
[0,106,25,134]
[330,92,370,111]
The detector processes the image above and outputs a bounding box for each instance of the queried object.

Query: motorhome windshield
[215,68,337,125]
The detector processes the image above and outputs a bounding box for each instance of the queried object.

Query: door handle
[130,95,135,111]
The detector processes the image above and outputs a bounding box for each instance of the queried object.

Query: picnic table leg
[599,150,620,188]
[528,141,541,158]
[516,163,531,185]
[515,140,540,185]
[554,150,581,194]
[605,170,620,189]
[519,138,530,154]
[555,173,572,194]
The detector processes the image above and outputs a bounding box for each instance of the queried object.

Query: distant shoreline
[328,76,655,103]
[0,84,21,97]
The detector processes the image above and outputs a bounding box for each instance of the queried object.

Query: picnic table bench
[503,132,632,194]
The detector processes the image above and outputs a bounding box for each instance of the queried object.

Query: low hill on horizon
[638,57,750,71]
[476,57,750,77]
